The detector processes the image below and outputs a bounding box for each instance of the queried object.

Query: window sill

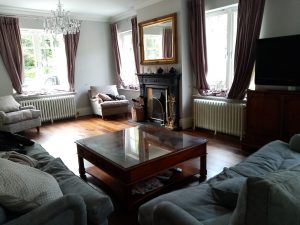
[193,94,246,103]
[15,91,76,101]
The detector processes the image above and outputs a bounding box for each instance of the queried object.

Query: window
[21,29,68,93]
[118,30,138,88]
[206,5,238,91]
[144,34,163,59]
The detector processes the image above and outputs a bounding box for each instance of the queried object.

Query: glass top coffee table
[75,125,207,208]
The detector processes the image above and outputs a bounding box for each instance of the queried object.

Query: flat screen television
[255,34,300,87]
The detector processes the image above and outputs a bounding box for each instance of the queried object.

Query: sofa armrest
[60,177,114,225]
[4,194,87,225]
[19,105,35,110]
[0,111,6,125]
[153,201,203,225]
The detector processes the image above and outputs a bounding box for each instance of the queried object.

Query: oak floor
[23,115,249,225]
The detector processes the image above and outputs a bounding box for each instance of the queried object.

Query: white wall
[0,58,13,96]
[205,0,237,10]
[0,18,114,116]
[74,21,114,115]
[260,0,300,38]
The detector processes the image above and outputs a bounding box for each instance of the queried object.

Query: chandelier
[44,0,81,35]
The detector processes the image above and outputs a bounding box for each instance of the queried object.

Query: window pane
[119,31,138,88]
[206,13,228,90]
[21,29,68,92]
[144,35,162,59]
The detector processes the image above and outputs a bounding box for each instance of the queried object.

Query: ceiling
[0,0,163,22]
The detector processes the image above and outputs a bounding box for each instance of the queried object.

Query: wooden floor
[24,115,249,225]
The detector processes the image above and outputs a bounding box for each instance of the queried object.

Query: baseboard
[77,107,93,117]
[180,117,193,130]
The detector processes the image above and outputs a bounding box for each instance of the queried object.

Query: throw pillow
[98,93,112,101]
[0,158,63,213]
[0,151,38,167]
[289,134,300,153]
[210,177,246,209]
[0,95,20,113]
[230,165,300,225]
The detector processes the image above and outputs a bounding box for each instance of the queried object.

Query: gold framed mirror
[139,13,177,65]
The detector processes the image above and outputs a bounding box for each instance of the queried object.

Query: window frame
[118,30,139,88]
[20,28,68,93]
[205,4,238,91]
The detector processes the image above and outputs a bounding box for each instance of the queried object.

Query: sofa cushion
[230,164,300,225]
[289,134,300,153]
[2,109,41,124]
[210,177,246,209]
[98,93,112,101]
[0,158,63,213]
[0,95,20,113]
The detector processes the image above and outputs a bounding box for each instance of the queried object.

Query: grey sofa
[0,142,114,225]
[139,134,300,225]
[89,85,129,119]
[0,95,41,133]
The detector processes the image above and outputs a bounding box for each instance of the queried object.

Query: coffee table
[75,125,207,208]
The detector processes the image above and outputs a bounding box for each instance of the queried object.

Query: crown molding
[134,0,164,10]
[0,5,109,22]
[109,0,164,23]
[109,8,136,23]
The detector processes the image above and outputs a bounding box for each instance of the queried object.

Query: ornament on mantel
[157,67,164,74]
[169,67,176,73]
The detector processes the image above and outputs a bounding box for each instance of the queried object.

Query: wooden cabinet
[243,89,300,150]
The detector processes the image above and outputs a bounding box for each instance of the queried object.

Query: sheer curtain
[187,0,209,93]
[131,17,140,74]
[64,32,80,92]
[110,23,124,87]
[227,0,266,100]
[0,17,23,94]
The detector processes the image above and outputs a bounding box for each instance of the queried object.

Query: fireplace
[147,87,167,125]
[137,73,181,130]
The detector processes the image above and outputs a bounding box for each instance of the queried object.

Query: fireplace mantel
[137,73,181,130]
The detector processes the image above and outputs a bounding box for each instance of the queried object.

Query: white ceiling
[0,0,163,22]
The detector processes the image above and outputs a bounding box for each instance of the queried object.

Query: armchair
[89,85,129,119]
[0,95,41,133]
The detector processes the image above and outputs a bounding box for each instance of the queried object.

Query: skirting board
[77,107,93,117]
[180,117,193,130]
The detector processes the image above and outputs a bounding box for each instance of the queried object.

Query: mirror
[139,13,177,65]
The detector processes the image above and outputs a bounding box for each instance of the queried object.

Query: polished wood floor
[24,115,249,225]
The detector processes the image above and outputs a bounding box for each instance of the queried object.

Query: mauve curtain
[64,32,80,92]
[131,17,140,74]
[0,17,23,94]
[188,0,209,92]
[227,0,266,100]
[162,28,173,58]
[110,24,124,87]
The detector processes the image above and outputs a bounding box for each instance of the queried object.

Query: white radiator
[193,99,246,139]
[19,94,77,123]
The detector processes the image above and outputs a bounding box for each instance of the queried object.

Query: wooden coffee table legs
[200,154,207,181]
[78,155,87,180]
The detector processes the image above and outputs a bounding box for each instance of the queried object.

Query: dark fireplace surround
[137,73,181,130]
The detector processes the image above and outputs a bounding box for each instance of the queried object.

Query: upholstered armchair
[0,95,41,133]
[89,85,129,119]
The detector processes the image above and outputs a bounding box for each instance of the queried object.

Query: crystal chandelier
[44,0,81,35]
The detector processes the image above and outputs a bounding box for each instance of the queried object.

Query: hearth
[137,73,181,130]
